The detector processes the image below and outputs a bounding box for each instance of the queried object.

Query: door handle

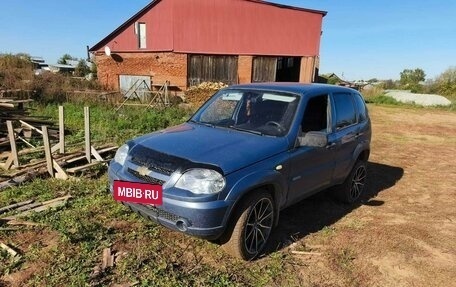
[355,132,363,139]
[326,142,336,149]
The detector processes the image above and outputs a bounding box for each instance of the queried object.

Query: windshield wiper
[229,126,264,136]
[189,120,215,128]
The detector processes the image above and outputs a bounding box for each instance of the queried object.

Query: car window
[301,95,328,133]
[353,93,367,122]
[333,93,356,130]
[192,89,299,136]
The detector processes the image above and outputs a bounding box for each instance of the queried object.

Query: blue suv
[108,83,371,260]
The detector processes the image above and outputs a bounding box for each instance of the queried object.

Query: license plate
[113,180,163,205]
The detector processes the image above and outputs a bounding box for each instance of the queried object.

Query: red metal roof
[90,0,326,57]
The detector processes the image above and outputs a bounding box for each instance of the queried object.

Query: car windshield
[190,89,299,136]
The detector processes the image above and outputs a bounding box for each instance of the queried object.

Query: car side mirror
[299,131,328,148]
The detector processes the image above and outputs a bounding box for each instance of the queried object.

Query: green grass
[31,103,192,147]
[0,176,304,286]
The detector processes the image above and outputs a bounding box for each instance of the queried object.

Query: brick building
[89,0,326,91]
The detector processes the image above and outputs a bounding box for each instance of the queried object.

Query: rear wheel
[221,192,275,260]
[335,161,367,203]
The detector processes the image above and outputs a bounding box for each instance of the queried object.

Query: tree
[433,67,456,97]
[400,68,426,87]
[57,54,76,65]
[74,59,91,77]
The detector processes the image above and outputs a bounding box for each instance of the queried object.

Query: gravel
[385,90,452,106]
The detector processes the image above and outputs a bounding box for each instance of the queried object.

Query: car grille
[127,168,165,185]
[142,204,180,222]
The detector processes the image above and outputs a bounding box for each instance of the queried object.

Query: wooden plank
[0,200,34,215]
[6,220,41,227]
[0,242,19,257]
[65,146,116,164]
[52,159,68,180]
[102,247,115,270]
[84,107,91,163]
[42,126,54,177]
[3,195,72,220]
[19,120,44,135]
[91,146,104,161]
[51,142,61,153]
[7,121,19,168]
[66,161,103,174]
[291,250,322,256]
[59,106,65,154]
[15,202,42,212]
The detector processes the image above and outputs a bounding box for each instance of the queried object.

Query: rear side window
[333,93,356,130]
[354,93,367,122]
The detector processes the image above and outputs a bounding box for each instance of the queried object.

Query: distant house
[319,73,362,90]
[31,56,50,75]
[89,0,327,91]
[48,64,76,74]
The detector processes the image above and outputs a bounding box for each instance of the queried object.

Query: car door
[329,92,359,182]
[287,94,336,205]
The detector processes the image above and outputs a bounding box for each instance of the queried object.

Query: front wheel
[221,192,275,260]
[335,161,368,203]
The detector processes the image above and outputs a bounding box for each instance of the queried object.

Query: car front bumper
[108,162,230,240]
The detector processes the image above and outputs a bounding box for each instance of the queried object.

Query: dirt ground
[268,105,456,286]
[1,104,455,286]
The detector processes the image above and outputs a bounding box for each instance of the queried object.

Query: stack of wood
[0,98,59,149]
[184,82,228,107]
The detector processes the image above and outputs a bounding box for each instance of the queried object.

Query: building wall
[100,0,174,52]
[173,0,323,56]
[92,0,324,57]
[95,52,187,90]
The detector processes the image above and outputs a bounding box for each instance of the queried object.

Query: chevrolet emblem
[137,166,150,177]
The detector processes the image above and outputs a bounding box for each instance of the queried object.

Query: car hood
[131,123,289,174]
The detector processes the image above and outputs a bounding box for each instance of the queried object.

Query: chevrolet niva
[108,83,371,260]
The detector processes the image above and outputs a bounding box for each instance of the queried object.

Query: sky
[0,0,455,81]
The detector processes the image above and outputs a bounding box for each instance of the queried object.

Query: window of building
[136,22,146,49]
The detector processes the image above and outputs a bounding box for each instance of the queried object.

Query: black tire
[334,161,368,204]
[221,192,275,260]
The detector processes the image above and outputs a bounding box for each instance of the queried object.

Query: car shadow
[264,161,404,254]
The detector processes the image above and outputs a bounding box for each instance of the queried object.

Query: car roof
[227,82,358,96]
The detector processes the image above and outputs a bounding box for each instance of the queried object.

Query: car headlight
[114,144,129,165]
[175,168,225,194]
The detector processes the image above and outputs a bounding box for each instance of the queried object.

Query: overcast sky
[0,0,454,80]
